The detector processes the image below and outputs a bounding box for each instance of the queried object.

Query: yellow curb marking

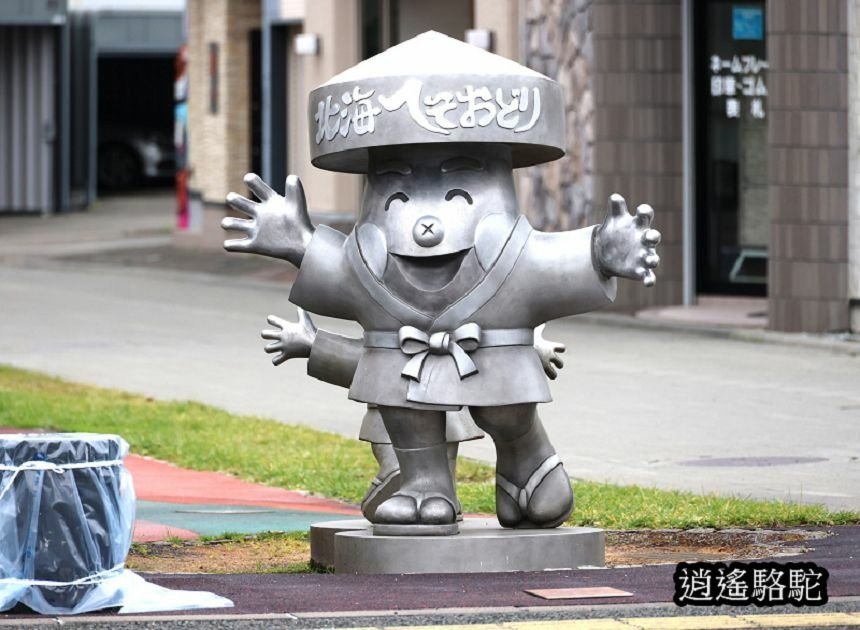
[738,612,860,627]
[504,620,632,629]
[386,612,860,630]
[620,616,758,629]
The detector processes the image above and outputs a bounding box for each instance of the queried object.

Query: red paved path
[126,454,360,513]
[125,455,360,542]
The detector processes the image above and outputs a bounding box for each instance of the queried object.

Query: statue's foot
[362,442,463,522]
[373,490,458,536]
[361,468,400,521]
[495,454,573,529]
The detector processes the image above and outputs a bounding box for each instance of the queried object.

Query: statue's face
[357,144,519,283]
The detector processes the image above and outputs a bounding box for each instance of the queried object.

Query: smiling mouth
[391,248,471,290]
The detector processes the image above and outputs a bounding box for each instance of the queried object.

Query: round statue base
[310,518,604,574]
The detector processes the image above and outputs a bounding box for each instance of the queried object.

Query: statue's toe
[418,496,456,525]
[373,494,418,524]
[526,465,573,528]
[496,455,574,529]
[360,469,400,521]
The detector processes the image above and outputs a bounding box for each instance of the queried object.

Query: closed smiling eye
[384,192,409,211]
[445,189,472,205]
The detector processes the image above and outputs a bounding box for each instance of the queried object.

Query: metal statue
[223,32,660,536]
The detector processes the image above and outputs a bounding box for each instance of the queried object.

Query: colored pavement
[126,454,360,542]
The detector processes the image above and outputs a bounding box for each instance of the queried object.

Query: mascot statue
[223,32,660,536]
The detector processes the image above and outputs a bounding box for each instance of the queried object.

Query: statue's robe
[290,215,616,410]
[306,329,484,442]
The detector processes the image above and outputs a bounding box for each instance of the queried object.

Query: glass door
[694,1,768,295]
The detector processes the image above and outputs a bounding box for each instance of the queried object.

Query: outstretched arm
[261,308,362,388]
[222,173,314,267]
[503,193,662,325]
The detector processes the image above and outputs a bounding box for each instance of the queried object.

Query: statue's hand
[223,173,314,266]
[534,323,565,380]
[593,194,661,287]
[261,308,318,366]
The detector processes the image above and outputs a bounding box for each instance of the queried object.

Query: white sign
[709,54,768,120]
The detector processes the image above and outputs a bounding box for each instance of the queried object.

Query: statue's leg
[361,406,470,522]
[470,404,573,529]
[373,406,458,535]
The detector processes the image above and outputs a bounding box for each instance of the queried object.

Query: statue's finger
[551,356,564,369]
[644,252,660,268]
[272,353,288,366]
[223,237,251,253]
[642,228,662,246]
[285,174,306,201]
[635,204,654,228]
[226,192,258,217]
[553,344,566,354]
[608,193,629,218]
[221,216,253,232]
[545,365,558,380]
[266,314,287,328]
[264,341,282,352]
[643,269,657,287]
[261,329,281,340]
[244,173,275,202]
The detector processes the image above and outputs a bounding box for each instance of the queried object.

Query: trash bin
[0,432,234,614]
[0,433,134,611]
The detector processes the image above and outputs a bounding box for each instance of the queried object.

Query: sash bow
[398,323,482,381]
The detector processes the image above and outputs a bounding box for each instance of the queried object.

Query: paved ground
[5,607,860,629]
[1,195,858,510]
[127,454,359,541]
[0,192,175,258]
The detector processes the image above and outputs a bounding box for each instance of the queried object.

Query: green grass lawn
[1,364,857,530]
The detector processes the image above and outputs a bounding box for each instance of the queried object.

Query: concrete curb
[573,312,860,357]
[3,597,860,627]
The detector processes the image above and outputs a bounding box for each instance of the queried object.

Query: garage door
[0,25,56,213]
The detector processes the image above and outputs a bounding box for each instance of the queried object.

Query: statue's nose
[413,215,444,247]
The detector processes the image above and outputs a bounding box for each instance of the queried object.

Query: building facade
[181,0,860,334]
[0,0,183,213]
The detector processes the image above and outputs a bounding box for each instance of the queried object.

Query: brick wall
[591,0,684,310]
[520,0,597,233]
[186,0,261,206]
[767,0,850,332]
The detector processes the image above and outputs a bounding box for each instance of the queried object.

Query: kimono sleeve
[514,225,617,324]
[307,330,363,389]
[288,225,357,320]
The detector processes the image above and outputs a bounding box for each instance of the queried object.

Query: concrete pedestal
[310,518,604,574]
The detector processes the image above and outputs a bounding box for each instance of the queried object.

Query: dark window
[695,1,768,295]
[249,29,261,177]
